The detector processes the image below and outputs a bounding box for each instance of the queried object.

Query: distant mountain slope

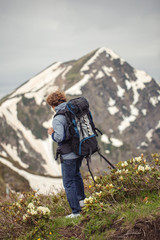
[0,155,62,195]
[0,159,31,195]
[0,47,160,180]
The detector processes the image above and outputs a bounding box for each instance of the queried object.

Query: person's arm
[51,116,66,142]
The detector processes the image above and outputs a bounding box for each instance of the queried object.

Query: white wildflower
[145,165,151,171]
[23,214,28,221]
[122,169,128,173]
[84,196,94,204]
[135,157,142,163]
[132,158,135,163]
[119,176,124,181]
[121,161,128,167]
[124,161,128,166]
[88,196,94,203]
[17,193,24,199]
[27,202,35,209]
[94,176,98,181]
[95,191,102,197]
[37,206,50,215]
[15,202,21,208]
[138,165,145,172]
[115,169,122,175]
[27,208,37,215]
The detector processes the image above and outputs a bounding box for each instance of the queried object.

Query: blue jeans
[61,157,86,214]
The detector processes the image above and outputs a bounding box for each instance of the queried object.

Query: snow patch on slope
[101,134,123,147]
[102,66,113,76]
[108,106,119,115]
[62,65,72,80]
[145,121,160,143]
[0,97,61,176]
[125,80,132,90]
[96,71,105,79]
[140,142,148,147]
[156,121,160,130]
[108,97,119,115]
[81,47,121,73]
[112,77,117,83]
[149,96,160,107]
[130,105,139,116]
[108,98,116,106]
[110,138,123,147]
[43,117,53,129]
[65,74,91,95]
[146,129,154,142]
[135,69,152,86]
[10,62,67,105]
[118,69,152,133]
[105,48,121,60]
[142,109,147,116]
[0,157,63,195]
[101,134,110,144]
[118,105,139,133]
[1,143,28,168]
[117,85,125,99]
[11,62,61,95]
[132,69,152,105]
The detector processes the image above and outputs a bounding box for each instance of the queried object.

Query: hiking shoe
[79,200,85,208]
[65,213,80,218]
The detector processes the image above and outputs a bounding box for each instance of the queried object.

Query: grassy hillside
[0,153,159,239]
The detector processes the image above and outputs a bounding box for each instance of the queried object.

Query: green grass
[83,191,160,239]
[114,191,160,223]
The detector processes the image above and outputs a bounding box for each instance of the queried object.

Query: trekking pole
[86,156,95,183]
[98,150,116,170]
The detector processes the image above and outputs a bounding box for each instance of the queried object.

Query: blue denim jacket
[52,102,79,160]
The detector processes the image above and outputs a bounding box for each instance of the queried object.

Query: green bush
[83,153,160,210]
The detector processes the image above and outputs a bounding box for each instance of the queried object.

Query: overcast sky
[0,0,159,99]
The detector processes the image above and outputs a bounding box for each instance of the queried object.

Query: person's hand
[48,127,54,135]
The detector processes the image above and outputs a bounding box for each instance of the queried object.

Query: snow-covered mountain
[0,47,160,188]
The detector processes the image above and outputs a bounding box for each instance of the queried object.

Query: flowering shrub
[22,202,50,222]
[83,153,160,212]
[2,191,51,225]
[0,190,71,239]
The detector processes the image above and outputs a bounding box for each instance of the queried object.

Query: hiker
[46,91,86,218]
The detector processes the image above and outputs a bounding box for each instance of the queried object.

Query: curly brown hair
[46,90,67,107]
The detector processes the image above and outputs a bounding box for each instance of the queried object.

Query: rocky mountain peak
[0,47,160,178]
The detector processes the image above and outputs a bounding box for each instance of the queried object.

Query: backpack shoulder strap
[54,109,66,118]
[54,109,73,131]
